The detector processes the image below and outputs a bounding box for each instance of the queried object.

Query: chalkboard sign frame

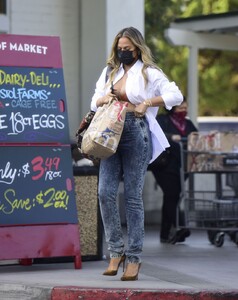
[0,34,81,269]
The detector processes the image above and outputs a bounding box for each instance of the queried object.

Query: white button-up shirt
[91,60,183,163]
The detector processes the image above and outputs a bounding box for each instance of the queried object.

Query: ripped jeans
[98,112,152,264]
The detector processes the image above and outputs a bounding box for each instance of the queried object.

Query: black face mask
[117,50,135,65]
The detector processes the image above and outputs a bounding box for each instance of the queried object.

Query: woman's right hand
[96,92,116,107]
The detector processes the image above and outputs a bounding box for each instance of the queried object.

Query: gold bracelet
[143,100,152,107]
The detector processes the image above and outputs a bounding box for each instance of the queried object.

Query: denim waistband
[125,112,146,120]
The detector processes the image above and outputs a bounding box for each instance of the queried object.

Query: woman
[150,97,197,244]
[91,27,183,281]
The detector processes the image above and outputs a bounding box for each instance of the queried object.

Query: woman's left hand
[134,102,147,118]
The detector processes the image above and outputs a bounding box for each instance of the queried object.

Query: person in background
[150,97,197,244]
[90,27,183,280]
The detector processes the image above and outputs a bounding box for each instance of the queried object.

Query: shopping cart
[178,132,238,247]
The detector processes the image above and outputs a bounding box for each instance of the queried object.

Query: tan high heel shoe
[103,254,126,276]
[121,262,141,281]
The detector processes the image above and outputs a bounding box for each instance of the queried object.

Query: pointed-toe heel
[121,262,141,281]
[103,254,126,276]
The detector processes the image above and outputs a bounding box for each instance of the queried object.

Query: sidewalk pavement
[0,226,238,299]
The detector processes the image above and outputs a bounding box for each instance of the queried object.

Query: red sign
[0,34,62,68]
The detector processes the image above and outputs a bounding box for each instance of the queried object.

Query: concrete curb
[51,287,238,300]
[0,283,51,300]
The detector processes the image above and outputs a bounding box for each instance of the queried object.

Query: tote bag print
[81,100,128,159]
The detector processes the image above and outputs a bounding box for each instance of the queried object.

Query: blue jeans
[98,112,152,263]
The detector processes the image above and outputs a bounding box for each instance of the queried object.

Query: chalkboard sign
[0,145,78,225]
[0,35,81,267]
[0,66,70,143]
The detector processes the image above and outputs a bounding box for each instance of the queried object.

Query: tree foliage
[145,0,238,116]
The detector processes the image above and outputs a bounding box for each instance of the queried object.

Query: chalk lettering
[30,71,49,86]
[1,189,31,214]
[34,99,56,109]
[0,162,17,184]
[0,88,18,99]
[0,114,7,129]
[21,163,31,178]
[31,156,60,181]
[43,188,54,208]
[44,188,68,209]
[0,88,49,101]
[0,70,27,87]
[45,170,62,180]
[0,187,70,215]
[35,190,44,204]
[9,112,65,135]
[17,88,49,101]
[31,156,44,181]
[11,99,32,109]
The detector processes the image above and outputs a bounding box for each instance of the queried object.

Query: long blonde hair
[107,27,161,86]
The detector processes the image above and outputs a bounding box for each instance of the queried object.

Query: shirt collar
[119,59,143,75]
